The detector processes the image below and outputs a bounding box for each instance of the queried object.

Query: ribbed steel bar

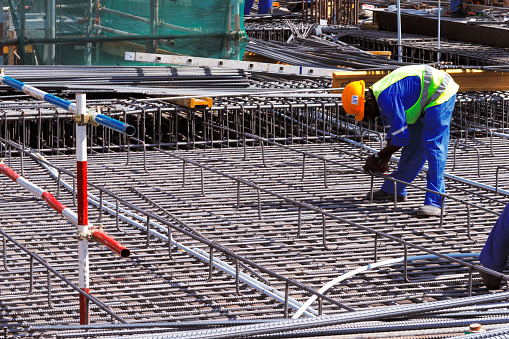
[99,291,509,338]
[246,37,408,70]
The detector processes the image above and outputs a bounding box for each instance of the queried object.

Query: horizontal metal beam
[373,9,509,49]
[125,52,339,78]
[332,69,509,92]
[1,32,227,46]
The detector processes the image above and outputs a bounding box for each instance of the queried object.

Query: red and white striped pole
[0,163,77,224]
[76,93,90,325]
[0,162,131,258]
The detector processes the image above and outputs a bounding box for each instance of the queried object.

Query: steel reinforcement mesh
[1,92,509,337]
[0,140,507,337]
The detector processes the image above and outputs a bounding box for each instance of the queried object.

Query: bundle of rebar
[325,27,509,65]
[246,21,509,66]
[246,36,409,70]
[0,66,251,95]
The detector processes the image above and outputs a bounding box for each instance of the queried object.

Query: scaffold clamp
[75,109,91,125]
[74,107,102,126]
[77,227,92,240]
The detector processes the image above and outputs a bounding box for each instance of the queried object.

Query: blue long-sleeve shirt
[376,75,422,147]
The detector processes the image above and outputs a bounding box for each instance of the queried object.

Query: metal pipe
[147,0,158,53]
[45,0,56,65]
[437,0,441,62]
[90,227,131,258]
[19,0,25,64]
[0,161,77,224]
[0,73,76,111]
[91,109,136,136]
[397,0,402,62]
[86,0,93,65]
[1,32,226,45]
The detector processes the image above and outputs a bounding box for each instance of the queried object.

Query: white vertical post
[45,0,56,65]
[76,93,90,325]
[397,0,402,62]
[234,0,240,60]
[0,0,3,65]
[437,0,441,63]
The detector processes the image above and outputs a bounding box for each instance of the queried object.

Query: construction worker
[244,0,274,15]
[342,65,459,217]
[479,203,509,290]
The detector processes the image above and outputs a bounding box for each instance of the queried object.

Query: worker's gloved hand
[363,154,390,173]
[377,157,390,173]
[363,154,380,172]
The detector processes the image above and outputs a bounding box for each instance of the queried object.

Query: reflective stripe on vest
[391,125,408,137]
[371,65,456,125]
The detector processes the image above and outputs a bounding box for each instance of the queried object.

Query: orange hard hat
[341,80,366,121]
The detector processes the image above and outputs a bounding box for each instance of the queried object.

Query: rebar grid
[299,0,359,26]
[329,28,509,66]
[1,69,509,337]
[1,132,509,337]
[1,92,509,158]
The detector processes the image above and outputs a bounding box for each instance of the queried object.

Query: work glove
[363,154,390,173]
[377,157,390,173]
[363,154,379,172]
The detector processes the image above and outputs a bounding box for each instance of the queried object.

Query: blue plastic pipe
[0,73,135,136]
[91,112,136,136]
[0,74,76,112]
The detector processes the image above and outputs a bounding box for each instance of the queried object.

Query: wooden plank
[332,69,509,92]
[167,97,213,108]
[243,52,286,64]
[367,51,391,58]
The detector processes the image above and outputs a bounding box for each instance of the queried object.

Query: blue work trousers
[480,203,509,272]
[244,0,273,14]
[450,0,462,12]
[380,94,456,208]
